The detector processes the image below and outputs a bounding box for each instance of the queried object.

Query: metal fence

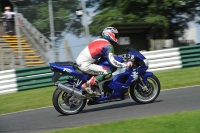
[16,0,90,61]
[19,1,79,37]
[0,46,21,71]
[0,18,6,37]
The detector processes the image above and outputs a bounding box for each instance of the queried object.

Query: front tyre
[52,88,87,115]
[130,75,160,104]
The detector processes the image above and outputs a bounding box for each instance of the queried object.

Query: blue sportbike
[50,47,161,115]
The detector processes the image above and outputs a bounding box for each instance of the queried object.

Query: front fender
[141,72,153,86]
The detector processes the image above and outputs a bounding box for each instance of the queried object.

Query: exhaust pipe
[57,83,83,98]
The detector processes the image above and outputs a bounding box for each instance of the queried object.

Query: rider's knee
[103,70,112,79]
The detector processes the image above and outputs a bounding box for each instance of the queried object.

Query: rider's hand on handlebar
[126,61,133,68]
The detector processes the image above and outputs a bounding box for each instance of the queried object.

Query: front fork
[139,72,153,91]
[139,76,148,91]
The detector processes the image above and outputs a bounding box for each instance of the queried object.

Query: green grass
[45,110,200,133]
[0,86,55,114]
[0,66,200,114]
[154,66,200,89]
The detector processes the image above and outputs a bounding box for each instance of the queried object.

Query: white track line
[1,85,200,116]
[0,106,53,116]
[162,84,200,91]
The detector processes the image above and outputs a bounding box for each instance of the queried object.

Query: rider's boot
[82,84,93,94]
[81,76,96,94]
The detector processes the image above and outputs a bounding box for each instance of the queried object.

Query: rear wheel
[52,88,87,115]
[130,75,160,104]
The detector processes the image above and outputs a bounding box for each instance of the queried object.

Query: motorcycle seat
[55,61,88,75]
[55,61,74,66]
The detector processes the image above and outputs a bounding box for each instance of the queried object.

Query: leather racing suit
[76,39,129,84]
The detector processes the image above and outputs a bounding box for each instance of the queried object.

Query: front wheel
[52,88,87,115]
[130,75,160,104]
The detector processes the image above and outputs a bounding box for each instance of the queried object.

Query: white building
[179,26,199,44]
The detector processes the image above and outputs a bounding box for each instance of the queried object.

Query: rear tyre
[52,88,87,115]
[130,75,160,104]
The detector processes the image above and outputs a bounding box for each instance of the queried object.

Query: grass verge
[0,66,200,114]
[45,110,200,133]
[154,66,200,89]
[0,86,54,114]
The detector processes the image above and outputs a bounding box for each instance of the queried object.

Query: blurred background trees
[1,0,199,40]
[86,0,200,39]
[16,0,83,38]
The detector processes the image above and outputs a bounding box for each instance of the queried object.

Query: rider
[76,27,134,94]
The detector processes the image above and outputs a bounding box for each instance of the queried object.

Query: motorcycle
[49,47,161,115]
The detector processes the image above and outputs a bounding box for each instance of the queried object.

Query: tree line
[87,0,200,39]
[1,0,200,40]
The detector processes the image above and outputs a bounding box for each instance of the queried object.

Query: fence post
[81,0,91,44]
[14,6,24,68]
[0,46,4,70]
[48,0,58,62]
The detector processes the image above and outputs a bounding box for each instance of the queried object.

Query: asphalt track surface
[0,86,200,133]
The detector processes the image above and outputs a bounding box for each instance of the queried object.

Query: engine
[102,81,113,97]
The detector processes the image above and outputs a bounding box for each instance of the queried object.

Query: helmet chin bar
[110,41,118,45]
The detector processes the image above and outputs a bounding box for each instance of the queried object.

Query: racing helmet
[102,27,119,45]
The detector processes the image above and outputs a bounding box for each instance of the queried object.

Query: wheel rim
[57,91,84,114]
[134,77,159,102]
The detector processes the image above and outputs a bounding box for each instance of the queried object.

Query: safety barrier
[0,69,18,94]
[0,66,68,94]
[0,44,200,94]
[141,48,182,71]
[179,44,200,68]
[16,66,53,91]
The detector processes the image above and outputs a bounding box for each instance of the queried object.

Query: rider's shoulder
[93,39,110,44]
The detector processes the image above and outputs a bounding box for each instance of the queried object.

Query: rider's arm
[104,44,127,68]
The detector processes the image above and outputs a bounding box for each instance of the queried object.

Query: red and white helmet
[102,27,119,45]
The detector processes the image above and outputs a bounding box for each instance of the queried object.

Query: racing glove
[122,61,133,68]
[126,61,133,67]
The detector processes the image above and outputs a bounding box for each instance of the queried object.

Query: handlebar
[118,54,134,62]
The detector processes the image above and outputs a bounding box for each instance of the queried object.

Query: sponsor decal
[122,86,129,89]
[63,68,72,73]
[88,69,102,75]
[104,73,111,79]
[131,71,138,82]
